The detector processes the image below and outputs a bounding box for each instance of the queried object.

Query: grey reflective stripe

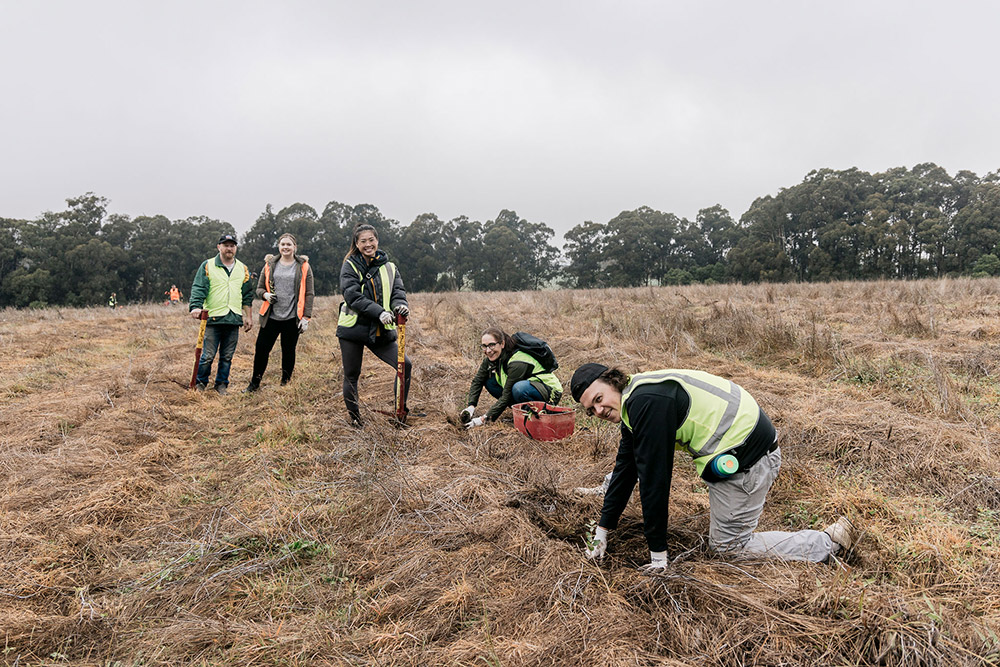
[625,371,742,457]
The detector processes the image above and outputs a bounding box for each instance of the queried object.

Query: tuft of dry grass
[3,280,1000,665]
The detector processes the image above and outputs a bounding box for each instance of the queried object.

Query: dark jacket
[467,347,557,422]
[336,249,408,346]
[255,253,315,328]
[599,382,775,553]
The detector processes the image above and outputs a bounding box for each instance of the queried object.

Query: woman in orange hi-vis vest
[244,233,315,392]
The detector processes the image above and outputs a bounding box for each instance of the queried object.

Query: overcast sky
[3,1,998,241]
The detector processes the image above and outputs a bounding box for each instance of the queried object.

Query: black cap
[218,234,238,245]
[571,363,609,402]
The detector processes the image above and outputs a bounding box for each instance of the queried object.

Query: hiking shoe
[194,383,207,392]
[350,416,363,429]
[214,385,229,396]
[242,383,259,394]
[824,516,856,554]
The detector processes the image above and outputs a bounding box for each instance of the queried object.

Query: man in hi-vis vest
[189,234,254,395]
[571,364,855,569]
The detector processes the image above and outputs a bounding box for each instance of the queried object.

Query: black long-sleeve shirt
[598,380,775,553]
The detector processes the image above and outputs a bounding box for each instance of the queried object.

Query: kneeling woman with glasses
[461,327,563,429]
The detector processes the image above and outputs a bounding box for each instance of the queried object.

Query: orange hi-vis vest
[259,259,311,320]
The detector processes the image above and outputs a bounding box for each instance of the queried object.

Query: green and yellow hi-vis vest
[494,350,563,398]
[338,260,397,330]
[620,369,760,476]
[205,259,249,318]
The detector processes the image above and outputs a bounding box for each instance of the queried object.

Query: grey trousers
[705,447,834,562]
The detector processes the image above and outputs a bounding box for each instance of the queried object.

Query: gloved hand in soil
[465,416,485,429]
[585,526,608,559]
[638,550,670,572]
[460,405,475,424]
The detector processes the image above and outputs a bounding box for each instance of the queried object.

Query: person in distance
[245,233,314,393]
[462,327,563,429]
[336,223,411,427]
[571,363,855,569]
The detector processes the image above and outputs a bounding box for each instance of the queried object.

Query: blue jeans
[196,324,240,387]
[485,376,545,403]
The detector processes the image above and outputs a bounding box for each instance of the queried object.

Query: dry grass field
[4,279,1000,666]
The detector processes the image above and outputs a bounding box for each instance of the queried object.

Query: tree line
[3,162,999,308]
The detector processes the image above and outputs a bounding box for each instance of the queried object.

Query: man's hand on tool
[263,291,276,304]
[465,416,485,429]
[460,405,475,424]
[394,304,409,317]
[585,526,608,559]
[298,319,309,333]
[189,308,203,320]
[379,311,394,326]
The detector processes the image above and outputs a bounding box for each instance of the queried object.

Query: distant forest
[3,162,1000,308]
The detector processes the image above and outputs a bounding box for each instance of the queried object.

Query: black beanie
[571,363,609,402]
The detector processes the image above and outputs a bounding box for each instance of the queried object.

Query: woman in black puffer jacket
[336,223,411,426]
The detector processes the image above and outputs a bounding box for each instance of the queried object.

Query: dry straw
[3,280,1000,665]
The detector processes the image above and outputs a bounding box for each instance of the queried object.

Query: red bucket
[512,402,575,441]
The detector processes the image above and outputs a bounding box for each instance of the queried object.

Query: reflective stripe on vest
[620,370,760,475]
[205,259,249,318]
[493,350,563,397]
[338,260,396,329]
[259,260,310,319]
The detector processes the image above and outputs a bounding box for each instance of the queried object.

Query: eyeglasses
[480,342,500,351]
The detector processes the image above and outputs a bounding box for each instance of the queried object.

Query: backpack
[512,332,558,372]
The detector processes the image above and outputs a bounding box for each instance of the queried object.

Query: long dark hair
[481,326,516,364]
[344,223,378,262]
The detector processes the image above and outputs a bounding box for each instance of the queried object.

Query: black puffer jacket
[336,249,408,346]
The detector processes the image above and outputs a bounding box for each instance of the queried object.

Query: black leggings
[339,337,412,420]
[251,317,300,385]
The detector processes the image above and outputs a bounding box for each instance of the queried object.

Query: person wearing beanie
[571,364,855,569]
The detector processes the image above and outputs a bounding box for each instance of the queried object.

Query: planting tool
[189,310,209,389]
[375,312,408,424]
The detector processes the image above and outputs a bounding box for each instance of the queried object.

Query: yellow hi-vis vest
[205,259,250,318]
[620,370,760,476]
[494,350,563,398]
[337,260,397,330]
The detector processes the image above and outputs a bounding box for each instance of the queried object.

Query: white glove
[394,304,409,317]
[263,291,276,303]
[465,416,485,429]
[460,405,475,424]
[639,550,670,572]
[379,311,394,326]
[584,526,608,559]
[298,319,309,333]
